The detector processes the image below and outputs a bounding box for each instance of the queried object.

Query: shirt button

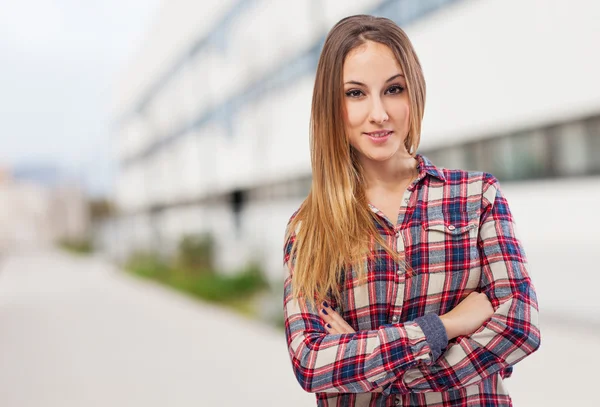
[395,397,401,405]
[404,198,410,204]
[392,315,399,323]
[447,225,456,231]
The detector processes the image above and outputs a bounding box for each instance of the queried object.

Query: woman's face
[342,41,411,164]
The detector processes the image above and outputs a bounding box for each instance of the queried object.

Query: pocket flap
[422,220,476,236]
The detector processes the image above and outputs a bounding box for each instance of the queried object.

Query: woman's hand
[319,302,355,334]
[319,302,384,393]
[439,292,494,339]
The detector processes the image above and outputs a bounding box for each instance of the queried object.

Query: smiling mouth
[364,130,393,138]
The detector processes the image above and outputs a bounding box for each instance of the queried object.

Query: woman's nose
[369,97,389,124]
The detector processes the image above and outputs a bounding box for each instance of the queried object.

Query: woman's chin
[361,148,399,163]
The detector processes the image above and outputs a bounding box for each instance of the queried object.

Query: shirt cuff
[414,313,449,362]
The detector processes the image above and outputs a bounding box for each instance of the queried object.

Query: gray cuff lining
[415,313,449,361]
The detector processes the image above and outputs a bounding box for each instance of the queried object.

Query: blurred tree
[88,198,116,222]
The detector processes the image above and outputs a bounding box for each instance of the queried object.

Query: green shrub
[58,238,93,255]
[125,249,268,304]
[181,263,269,303]
[126,251,170,280]
[175,234,215,275]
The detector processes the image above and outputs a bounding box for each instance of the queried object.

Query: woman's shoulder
[422,166,505,212]
[438,167,498,185]
[419,154,499,191]
[284,206,304,246]
[431,166,501,195]
[285,206,302,230]
[283,206,306,267]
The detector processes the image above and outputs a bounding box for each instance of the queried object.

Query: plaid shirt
[283,154,541,407]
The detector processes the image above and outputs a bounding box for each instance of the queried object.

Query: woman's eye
[345,89,364,98]
[386,85,404,94]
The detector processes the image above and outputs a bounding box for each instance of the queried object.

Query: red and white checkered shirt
[283,154,540,406]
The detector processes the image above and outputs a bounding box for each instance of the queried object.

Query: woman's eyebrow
[344,73,405,86]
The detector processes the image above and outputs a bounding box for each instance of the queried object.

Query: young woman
[283,15,541,407]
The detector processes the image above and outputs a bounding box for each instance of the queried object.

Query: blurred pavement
[0,249,596,406]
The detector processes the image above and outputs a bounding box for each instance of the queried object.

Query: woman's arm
[397,174,541,393]
[283,229,445,394]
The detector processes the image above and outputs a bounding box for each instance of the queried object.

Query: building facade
[108,0,600,320]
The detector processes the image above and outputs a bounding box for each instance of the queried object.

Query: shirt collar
[416,154,446,183]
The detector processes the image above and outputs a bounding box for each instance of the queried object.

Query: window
[507,129,550,180]
[423,114,600,182]
[553,122,589,177]
[585,116,600,174]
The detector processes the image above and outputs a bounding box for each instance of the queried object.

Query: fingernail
[323,301,329,308]
[326,323,331,329]
[321,308,328,315]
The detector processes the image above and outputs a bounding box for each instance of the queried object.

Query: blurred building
[108,0,600,319]
[0,168,90,251]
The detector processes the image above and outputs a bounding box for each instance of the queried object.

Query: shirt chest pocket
[403,215,480,276]
[402,216,482,315]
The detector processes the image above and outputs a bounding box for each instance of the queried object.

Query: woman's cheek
[344,102,366,129]
[398,99,410,125]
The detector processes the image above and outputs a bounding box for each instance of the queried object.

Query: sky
[0,0,161,197]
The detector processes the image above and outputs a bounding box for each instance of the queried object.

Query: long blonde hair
[285,15,426,309]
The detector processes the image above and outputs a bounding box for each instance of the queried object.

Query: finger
[320,302,344,330]
[323,322,339,334]
[319,305,346,334]
[322,302,356,333]
[321,303,356,334]
[319,304,334,325]
[320,306,345,335]
[321,313,348,335]
[461,291,477,301]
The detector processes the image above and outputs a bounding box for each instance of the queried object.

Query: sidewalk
[0,249,313,407]
[0,249,596,406]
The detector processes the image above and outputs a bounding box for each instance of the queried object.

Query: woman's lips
[364,130,393,143]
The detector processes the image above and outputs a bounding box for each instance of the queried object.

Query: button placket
[393,187,412,326]
[394,231,405,277]
[392,226,406,324]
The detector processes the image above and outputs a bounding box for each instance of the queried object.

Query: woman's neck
[360,153,418,193]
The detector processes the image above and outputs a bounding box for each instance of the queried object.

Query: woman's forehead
[343,41,403,82]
